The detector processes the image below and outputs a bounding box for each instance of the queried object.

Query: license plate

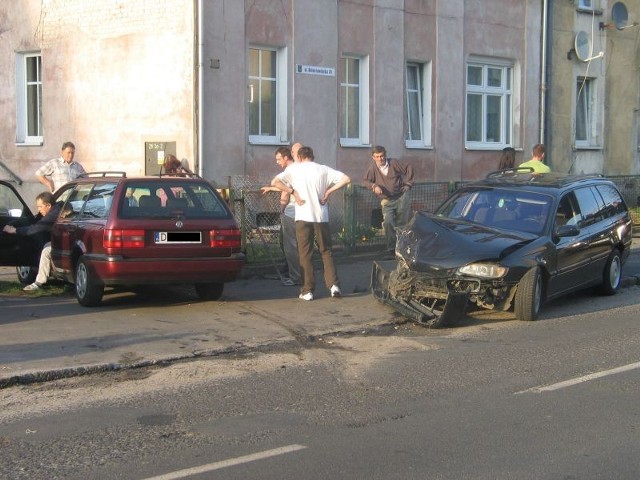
[154,231,202,244]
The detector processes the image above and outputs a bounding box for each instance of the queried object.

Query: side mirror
[556,224,580,237]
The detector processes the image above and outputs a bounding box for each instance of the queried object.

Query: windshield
[436,188,553,235]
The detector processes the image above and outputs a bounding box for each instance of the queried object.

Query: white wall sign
[295,64,335,76]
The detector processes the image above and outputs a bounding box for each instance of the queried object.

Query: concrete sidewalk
[1,240,639,388]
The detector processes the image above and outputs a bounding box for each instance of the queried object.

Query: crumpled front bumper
[370,260,517,327]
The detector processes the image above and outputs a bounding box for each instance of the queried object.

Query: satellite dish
[612,2,629,30]
[574,31,591,61]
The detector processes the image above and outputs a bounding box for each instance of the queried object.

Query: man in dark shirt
[2,191,62,290]
[363,145,414,256]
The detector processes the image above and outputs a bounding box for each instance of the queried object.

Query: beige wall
[0,0,195,199]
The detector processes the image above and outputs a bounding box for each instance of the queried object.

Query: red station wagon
[1,173,245,306]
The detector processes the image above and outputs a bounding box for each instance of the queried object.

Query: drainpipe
[539,0,549,146]
[197,0,204,177]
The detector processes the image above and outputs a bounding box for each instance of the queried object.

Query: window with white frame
[465,59,513,148]
[16,52,43,145]
[340,55,369,146]
[405,62,432,148]
[578,0,595,10]
[575,76,595,146]
[248,46,287,144]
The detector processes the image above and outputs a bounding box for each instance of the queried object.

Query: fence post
[343,183,356,254]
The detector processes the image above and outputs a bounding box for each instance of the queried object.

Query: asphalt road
[1,238,639,387]
[1,286,640,479]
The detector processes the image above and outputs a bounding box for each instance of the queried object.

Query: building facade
[545,0,640,176]
[202,0,544,184]
[0,0,196,199]
[1,0,546,198]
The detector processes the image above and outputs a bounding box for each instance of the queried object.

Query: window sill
[573,144,602,151]
[576,8,602,15]
[248,139,289,147]
[405,144,433,150]
[16,141,44,147]
[465,145,517,151]
[339,142,371,148]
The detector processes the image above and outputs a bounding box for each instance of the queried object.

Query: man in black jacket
[2,191,62,291]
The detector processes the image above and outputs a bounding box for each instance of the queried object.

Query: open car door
[0,180,39,267]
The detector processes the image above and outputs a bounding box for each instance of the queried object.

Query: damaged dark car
[372,170,633,327]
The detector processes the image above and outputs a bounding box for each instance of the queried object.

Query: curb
[0,322,397,388]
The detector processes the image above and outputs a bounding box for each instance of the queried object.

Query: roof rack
[486,167,534,178]
[79,171,127,178]
[158,171,202,179]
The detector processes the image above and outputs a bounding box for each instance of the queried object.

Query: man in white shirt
[271,146,351,301]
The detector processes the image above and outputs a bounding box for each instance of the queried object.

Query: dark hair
[275,147,292,159]
[297,146,314,160]
[498,147,516,169]
[61,141,75,151]
[163,154,182,174]
[36,191,54,205]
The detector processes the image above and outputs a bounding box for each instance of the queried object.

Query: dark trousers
[295,220,339,294]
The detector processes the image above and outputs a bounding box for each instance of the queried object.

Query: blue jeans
[380,192,411,250]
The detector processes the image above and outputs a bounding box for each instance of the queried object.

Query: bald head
[291,142,303,162]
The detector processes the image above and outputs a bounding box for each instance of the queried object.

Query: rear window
[595,184,627,218]
[119,181,231,219]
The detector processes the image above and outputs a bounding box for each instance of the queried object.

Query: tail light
[210,228,241,248]
[104,229,145,248]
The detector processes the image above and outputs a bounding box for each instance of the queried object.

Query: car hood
[396,212,537,273]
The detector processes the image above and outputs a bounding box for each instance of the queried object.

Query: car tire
[599,249,622,296]
[195,282,224,301]
[515,266,542,322]
[16,266,37,285]
[75,257,104,307]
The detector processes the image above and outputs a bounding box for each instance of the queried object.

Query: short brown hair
[372,145,387,156]
[298,146,314,160]
[532,144,545,158]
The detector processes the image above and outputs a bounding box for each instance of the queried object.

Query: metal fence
[228,175,640,264]
[228,175,452,263]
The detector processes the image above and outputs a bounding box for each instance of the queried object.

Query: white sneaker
[23,282,41,291]
[330,285,341,298]
[299,292,313,301]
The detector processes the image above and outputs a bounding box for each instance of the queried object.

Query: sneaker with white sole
[298,292,313,301]
[281,278,296,286]
[330,285,341,298]
[23,282,41,291]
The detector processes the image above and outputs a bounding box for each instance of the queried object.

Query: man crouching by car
[2,191,61,291]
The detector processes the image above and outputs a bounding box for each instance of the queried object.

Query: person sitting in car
[2,192,63,291]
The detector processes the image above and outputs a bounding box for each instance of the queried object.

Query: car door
[573,186,611,284]
[547,191,593,296]
[0,181,38,266]
[51,183,94,272]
